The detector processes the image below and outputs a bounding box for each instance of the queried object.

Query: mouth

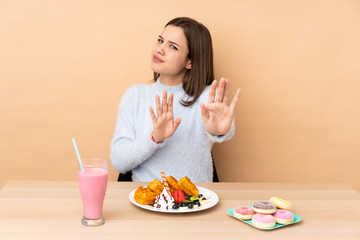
[152,55,164,63]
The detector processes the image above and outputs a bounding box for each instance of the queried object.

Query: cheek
[151,45,157,54]
[174,54,189,67]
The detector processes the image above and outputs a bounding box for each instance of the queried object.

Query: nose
[157,43,165,55]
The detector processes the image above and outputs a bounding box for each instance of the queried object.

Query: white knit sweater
[110,80,235,182]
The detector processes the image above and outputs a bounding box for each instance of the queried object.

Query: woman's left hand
[200,78,241,135]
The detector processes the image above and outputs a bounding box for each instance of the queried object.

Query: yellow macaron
[269,196,291,210]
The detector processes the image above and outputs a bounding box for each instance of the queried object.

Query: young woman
[111,17,241,182]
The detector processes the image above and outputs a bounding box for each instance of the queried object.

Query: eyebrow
[158,35,181,48]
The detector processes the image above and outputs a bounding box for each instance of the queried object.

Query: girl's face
[151,25,191,83]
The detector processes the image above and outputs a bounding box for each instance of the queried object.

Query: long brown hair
[153,17,214,106]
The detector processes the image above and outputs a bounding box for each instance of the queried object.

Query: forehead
[160,25,188,47]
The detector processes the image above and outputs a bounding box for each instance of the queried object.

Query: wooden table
[1,181,360,239]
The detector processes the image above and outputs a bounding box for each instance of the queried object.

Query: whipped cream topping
[199,195,211,206]
[153,187,175,210]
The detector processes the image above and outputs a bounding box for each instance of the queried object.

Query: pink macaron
[251,213,276,229]
[273,210,294,224]
[233,206,255,220]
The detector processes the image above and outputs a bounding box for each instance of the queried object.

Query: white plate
[129,186,219,213]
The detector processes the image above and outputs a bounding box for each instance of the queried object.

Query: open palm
[200,78,241,135]
[149,91,181,142]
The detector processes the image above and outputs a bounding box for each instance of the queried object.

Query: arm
[111,87,164,173]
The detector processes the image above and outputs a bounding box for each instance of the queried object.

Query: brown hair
[153,17,214,106]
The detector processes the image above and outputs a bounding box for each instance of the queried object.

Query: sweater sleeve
[110,86,165,173]
[206,119,235,143]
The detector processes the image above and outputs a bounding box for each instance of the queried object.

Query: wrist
[151,132,163,143]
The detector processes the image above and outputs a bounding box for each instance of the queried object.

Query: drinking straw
[72,138,85,172]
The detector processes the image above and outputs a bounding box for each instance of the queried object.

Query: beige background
[1,0,359,191]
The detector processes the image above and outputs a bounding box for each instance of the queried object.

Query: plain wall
[1,0,359,191]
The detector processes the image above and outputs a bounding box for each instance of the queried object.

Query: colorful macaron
[233,206,255,220]
[251,213,276,229]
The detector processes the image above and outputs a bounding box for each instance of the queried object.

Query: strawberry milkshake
[78,158,108,226]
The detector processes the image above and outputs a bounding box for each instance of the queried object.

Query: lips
[152,55,164,63]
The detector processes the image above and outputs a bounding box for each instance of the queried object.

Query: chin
[151,66,165,76]
[150,63,160,73]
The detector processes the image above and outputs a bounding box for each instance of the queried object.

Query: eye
[170,45,178,50]
[157,38,164,43]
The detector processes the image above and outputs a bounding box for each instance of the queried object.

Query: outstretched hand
[149,91,181,142]
[200,78,241,135]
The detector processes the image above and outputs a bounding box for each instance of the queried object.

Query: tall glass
[78,158,108,226]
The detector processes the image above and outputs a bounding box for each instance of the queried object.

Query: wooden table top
[1,180,360,239]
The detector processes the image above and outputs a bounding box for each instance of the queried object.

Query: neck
[158,73,185,86]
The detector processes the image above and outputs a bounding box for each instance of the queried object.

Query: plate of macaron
[227,197,303,230]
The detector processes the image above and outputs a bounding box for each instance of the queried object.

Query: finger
[216,78,225,103]
[229,88,241,111]
[168,93,174,114]
[162,91,168,113]
[149,107,157,124]
[222,78,230,104]
[173,118,182,130]
[155,95,161,116]
[200,103,209,121]
[207,80,217,105]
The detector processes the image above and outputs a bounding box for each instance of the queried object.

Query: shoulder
[122,83,154,99]
[125,83,151,94]
[117,83,152,109]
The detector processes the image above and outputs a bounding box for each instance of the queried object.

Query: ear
[185,60,192,70]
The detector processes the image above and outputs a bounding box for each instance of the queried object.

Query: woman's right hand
[149,90,181,142]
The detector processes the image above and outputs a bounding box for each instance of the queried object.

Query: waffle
[166,176,179,192]
[177,176,199,197]
[147,179,163,195]
[134,186,159,205]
